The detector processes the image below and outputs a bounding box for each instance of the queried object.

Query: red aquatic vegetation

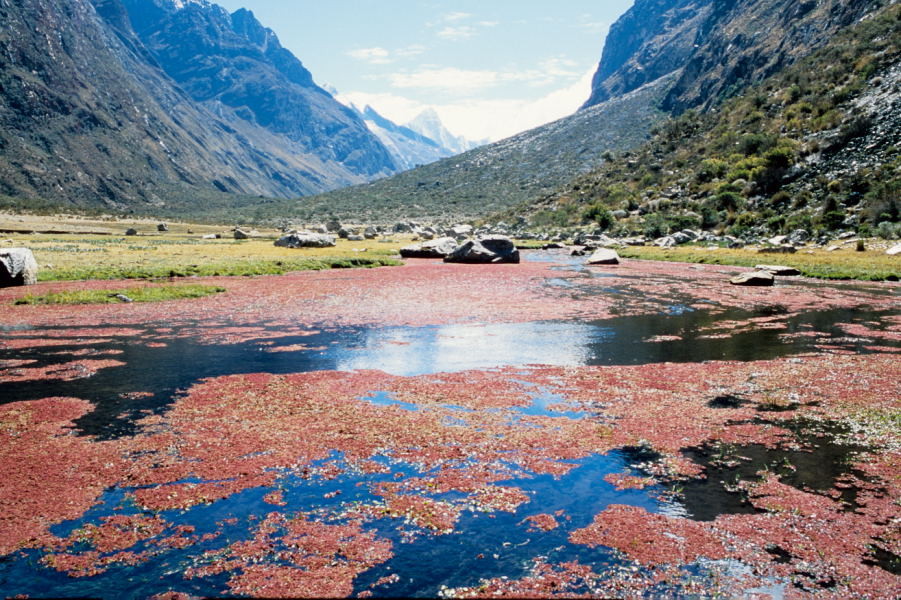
[185,512,393,598]
[0,359,126,384]
[523,513,560,532]
[570,504,727,565]
[0,398,125,556]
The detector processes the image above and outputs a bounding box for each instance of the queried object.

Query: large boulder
[586,249,621,265]
[274,232,337,248]
[0,248,38,286]
[234,228,250,240]
[444,235,520,264]
[400,237,458,259]
[730,271,775,286]
[887,243,901,256]
[157,223,169,232]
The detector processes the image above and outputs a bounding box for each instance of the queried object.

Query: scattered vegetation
[516,4,901,239]
[15,285,226,305]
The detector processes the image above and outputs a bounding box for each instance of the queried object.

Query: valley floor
[0,251,898,598]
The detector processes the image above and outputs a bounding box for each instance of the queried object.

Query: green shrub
[583,204,615,230]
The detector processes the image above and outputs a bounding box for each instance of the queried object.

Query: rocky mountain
[521,2,899,240]
[584,0,887,113]
[0,0,396,214]
[120,0,396,179]
[348,104,455,171]
[582,0,713,109]
[405,109,485,155]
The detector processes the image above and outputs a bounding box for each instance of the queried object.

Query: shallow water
[1,256,898,598]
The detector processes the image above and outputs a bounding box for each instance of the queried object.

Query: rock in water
[400,237,458,259]
[755,264,800,276]
[274,232,337,248]
[0,248,39,286]
[444,236,520,264]
[730,271,775,286]
[586,249,621,265]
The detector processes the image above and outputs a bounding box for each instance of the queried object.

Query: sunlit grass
[14,284,226,305]
[618,244,900,281]
[4,233,406,281]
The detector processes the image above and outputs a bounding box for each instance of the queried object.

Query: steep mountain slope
[520,3,900,238]
[288,77,674,223]
[0,0,395,214]
[583,0,887,114]
[663,0,887,112]
[350,105,454,171]
[582,0,713,108]
[120,0,396,179]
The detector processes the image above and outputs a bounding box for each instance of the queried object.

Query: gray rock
[570,246,589,257]
[788,229,811,244]
[730,271,775,286]
[326,219,342,233]
[125,228,138,236]
[758,245,797,254]
[444,235,520,264]
[347,234,365,242]
[755,264,801,276]
[274,232,337,248]
[157,223,169,232]
[312,224,329,234]
[0,248,38,286]
[234,229,250,240]
[393,222,413,233]
[767,235,789,246]
[447,224,473,238]
[612,209,629,219]
[655,236,677,248]
[671,231,692,245]
[887,243,901,256]
[586,249,621,265]
[364,227,378,240]
[400,237,458,259]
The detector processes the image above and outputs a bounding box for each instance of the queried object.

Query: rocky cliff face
[584,0,887,113]
[0,0,396,212]
[120,0,396,179]
[582,0,713,108]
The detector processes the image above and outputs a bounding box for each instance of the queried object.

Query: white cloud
[384,58,583,94]
[347,44,427,65]
[442,11,472,22]
[389,67,500,93]
[437,25,477,40]
[339,67,596,143]
[346,47,392,65]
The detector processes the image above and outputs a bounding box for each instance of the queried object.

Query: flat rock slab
[887,243,901,256]
[586,249,621,265]
[730,271,775,286]
[0,247,38,286]
[755,264,801,276]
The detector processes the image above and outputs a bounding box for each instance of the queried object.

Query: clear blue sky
[213,0,634,140]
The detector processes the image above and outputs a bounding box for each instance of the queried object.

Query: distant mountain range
[0,0,399,213]
[343,103,485,172]
[292,0,893,224]
[0,0,894,223]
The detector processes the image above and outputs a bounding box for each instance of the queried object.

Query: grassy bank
[0,216,407,282]
[15,284,226,305]
[618,244,899,281]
